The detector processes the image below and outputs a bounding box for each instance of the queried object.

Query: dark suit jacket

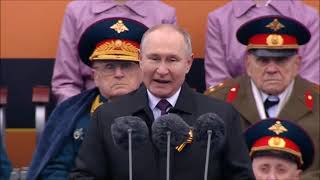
[70,83,255,180]
[207,76,319,180]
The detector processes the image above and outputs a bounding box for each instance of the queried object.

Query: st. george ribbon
[152,114,190,180]
[194,113,226,180]
[111,116,149,180]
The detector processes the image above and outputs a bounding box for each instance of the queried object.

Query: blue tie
[156,99,172,115]
[264,96,280,118]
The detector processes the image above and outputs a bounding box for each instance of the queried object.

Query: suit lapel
[278,77,311,122]
[169,83,196,127]
[232,76,260,125]
[121,85,155,126]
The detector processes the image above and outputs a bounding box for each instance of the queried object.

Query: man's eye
[275,57,290,64]
[104,64,115,70]
[121,62,135,69]
[150,56,160,61]
[259,166,269,173]
[257,57,269,63]
[169,58,177,62]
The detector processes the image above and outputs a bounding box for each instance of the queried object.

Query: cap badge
[268,137,286,148]
[266,34,284,46]
[266,18,285,31]
[268,121,288,135]
[110,20,129,34]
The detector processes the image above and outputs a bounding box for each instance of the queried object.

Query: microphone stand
[166,131,171,180]
[204,130,212,180]
[128,129,133,180]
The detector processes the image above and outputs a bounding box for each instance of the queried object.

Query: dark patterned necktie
[264,96,280,118]
[156,99,172,115]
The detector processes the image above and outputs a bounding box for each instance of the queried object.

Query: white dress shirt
[147,88,181,120]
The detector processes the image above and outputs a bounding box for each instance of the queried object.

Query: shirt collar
[232,0,292,17]
[91,0,147,17]
[147,87,181,111]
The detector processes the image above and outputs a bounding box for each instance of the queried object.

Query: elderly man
[52,0,177,103]
[245,119,315,180]
[27,18,148,180]
[70,24,255,180]
[206,16,319,180]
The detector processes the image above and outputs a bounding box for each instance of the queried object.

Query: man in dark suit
[206,16,319,180]
[70,24,255,180]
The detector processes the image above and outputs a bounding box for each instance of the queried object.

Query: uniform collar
[91,0,147,17]
[232,0,292,18]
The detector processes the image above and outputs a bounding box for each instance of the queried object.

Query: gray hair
[140,24,193,57]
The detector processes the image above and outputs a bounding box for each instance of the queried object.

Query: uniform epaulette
[204,79,235,95]
[312,83,320,94]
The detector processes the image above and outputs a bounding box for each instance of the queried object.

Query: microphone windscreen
[111,116,149,150]
[194,113,226,151]
[152,114,190,152]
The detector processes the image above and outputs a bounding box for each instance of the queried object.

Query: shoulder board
[312,83,320,94]
[204,79,236,95]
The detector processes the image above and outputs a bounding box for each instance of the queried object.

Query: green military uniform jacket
[206,75,319,180]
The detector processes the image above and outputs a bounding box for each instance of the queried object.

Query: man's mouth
[154,79,170,84]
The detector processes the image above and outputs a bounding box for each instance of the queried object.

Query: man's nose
[265,61,279,73]
[156,62,169,75]
[114,67,125,77]
[266,171,278,180]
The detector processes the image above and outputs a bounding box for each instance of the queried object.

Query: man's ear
[244,54,252,76]
[294,55,302,72]
[138,51,143,68]
[92,68,99,84]
[185,53,194,73]
[293,169,302,180]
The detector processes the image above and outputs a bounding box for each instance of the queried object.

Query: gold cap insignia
[266,18,285,31]
[268,137,286,148]
[268,121,288,135]
[266,34,284,46]
[110,20,129,34]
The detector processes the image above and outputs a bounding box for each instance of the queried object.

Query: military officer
[205,15,319,180]
[27,18,148,180]
[245,119,315,180]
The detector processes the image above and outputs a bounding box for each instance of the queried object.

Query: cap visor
[250,49,297,58]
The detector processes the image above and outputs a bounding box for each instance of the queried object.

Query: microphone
[111,116,149,180]
[152,114,191,180]
[194,113,226,180]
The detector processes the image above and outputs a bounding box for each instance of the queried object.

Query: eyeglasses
[93,61,139,76]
